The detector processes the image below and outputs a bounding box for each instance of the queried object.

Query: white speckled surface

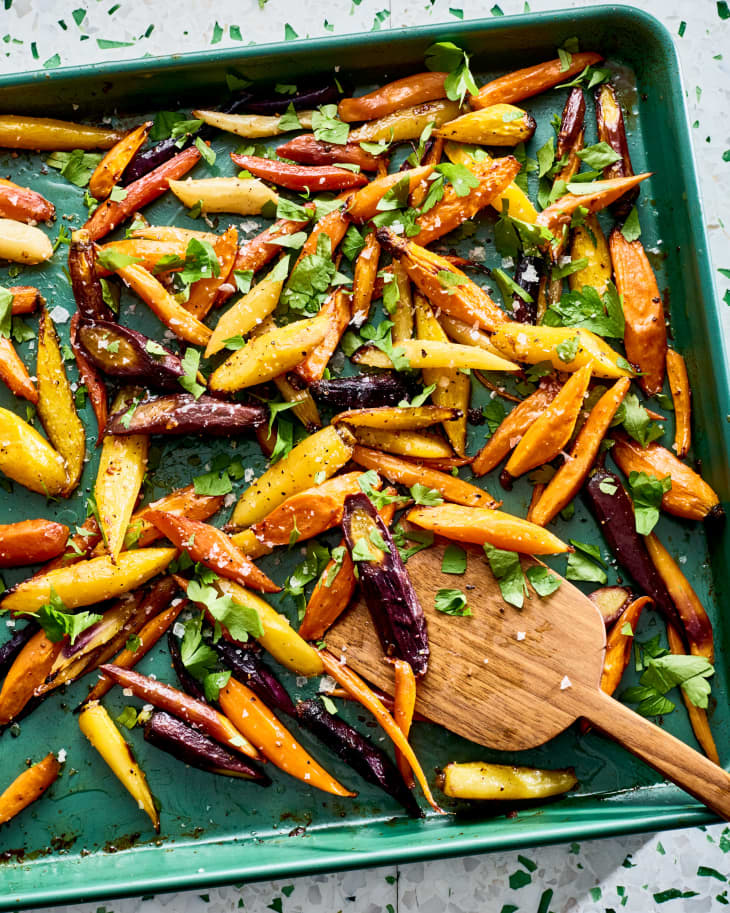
[2,0,729,909]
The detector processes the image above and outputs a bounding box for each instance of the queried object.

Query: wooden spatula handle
[580,685,730,820]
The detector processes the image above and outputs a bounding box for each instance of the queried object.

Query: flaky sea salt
[560,676,572,690]
[516,631,526,641]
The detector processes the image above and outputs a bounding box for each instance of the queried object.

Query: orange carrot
[294,289,351,384]
[145,510,279,593]
[339,72,448,122]
[471,52,604,108]
[351,231,381,327]
[599,596,651,696]
[94,238,188,277]
[320,651,442,812]
[392,659,417,788]
[530,377,630,525]
[0,630,63,725]
[0,519,69,568]
[347,166,433,224]
[9,286,41,315]
[185,226,239,319]
[219,677,354,796]
[666,624,719,764]
[0,753,60,825]
[0,335,37,403]
[84,145,201,240]
[0,178,54,222]
[666,349,691,458]
[129,484,225,548]
[536,174,650,238]
[295,205,350,265]
[88,121,152,201]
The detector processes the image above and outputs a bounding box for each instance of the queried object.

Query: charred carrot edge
[80,600,186,706]
[185,226,239,320]
[0,335,37,403]
[88,121,152,201]
[9,286,41,315]
[392,659,417,789]
[351,231,381,327]
[84,145,201,241]
[219,677,354,796]
[471,52,604,108]
[69,312,108,446]
[609,227,667,396]
[666,349,691,458]
[352,445,499,508]
[666,624,720,764]
[298,495,398,641]
[320,650,443,813]
[644,532,714,662]
[530,377,630,526]
[338,72,448,122]
[0,753,60,825]
[0,630,64,726]
[599,596,651,696]
[294,289,351,384]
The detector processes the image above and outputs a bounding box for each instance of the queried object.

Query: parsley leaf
[360,319,410,370]
[46,149,104,187]
[435,162,480,197]
[324,544,348,587]
[311,104,349,145]
[526,565,561,597]
[483,544,526,608]
[281,233,336,315]
[483,398,507,433]
[543,281,625,338]
[180,611,218,679]
[566,539,607,584]
[392,524,433,562]
[278,103,302,133]
[410,483,443,506]
[187,577,263,642]
[179,347,206,399]
[95,248,143,272]
[0,287,12,338]
[351,537,379,562]
[27,587,101,644]
[425,41,478,104]
[615,393,664,448]
[193,469,232,496]
[435,587,472,616]
[621,206,642,242]
[627,470,672,535]
[442,544,467,575]
[623,654,715,716]
[576,141,621,170]
[555,334,580,363]
[437,269,467,291]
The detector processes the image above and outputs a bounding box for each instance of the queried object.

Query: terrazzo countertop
[1,0,729,910]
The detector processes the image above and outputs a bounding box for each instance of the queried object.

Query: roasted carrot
[94,238,188,277]
[526,482,546,523]
[81,599,185,706]
[611,434,721,522]
[378,227,506,332]
[99,663,260,759]
[116,263,212,346]
[0,753,60,825]
[595,83,638,220]
[84,145,201,241]
[536,174,650,238]
[351,231,380,327]
[666,624,720,764]
[644,533,714,662]
[609,228,666,395]
[409,137,445,209]
[184,226,238,320]
[392,659,417,788]
[503,364,592,484]
[88,121,152,201]
[146,510,279,593]
[553,88,585,185]
[666,349,691,458]
[129,484,225,548]
[599,596,651,696]
[276,135,385,171]
[293,289,351,384]
[471,52,604,108]
[415,156,521,245]
[530,377,630,526]
[0,335,37,403]
[347,166,433,223]
[339,72,448,122]
[219,678,353,796]
[40,515,102,573]
[298,494,399,642]
[0,629,63,726]
[295,205,350,266]
[320,651,442,813]
[9,285,41,315]
[407,504,569,555]
[69,311,108,445]
[231,154,368,191]
[0,519,69,567]
[0,179,54,223]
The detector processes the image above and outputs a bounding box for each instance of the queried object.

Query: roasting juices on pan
[0,39,727,832]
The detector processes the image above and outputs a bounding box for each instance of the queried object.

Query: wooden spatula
[328,539,730,819]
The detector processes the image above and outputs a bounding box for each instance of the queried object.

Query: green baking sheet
[0,5,728,910]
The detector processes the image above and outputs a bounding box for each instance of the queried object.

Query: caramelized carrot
[84,145,201,241]
[320,651,442,812]
[599,596,651,696]
[293,289,351,384]
[536,174,650,238]
[338,72,448,122]
[609,228,667,395]
[219,677,354,796]
[145,510,279,593]
[0,335,37,403]
[88,121,152,201]
[347,166,433,223]
[81,599,185,705]
[666,348,691,458]
[409,137,445,209]
[184,226,238,319]
[0,519,69,567]
[530,377,630,526]
[9,285,41,315]
[471,52,604,109]
[503,364,592,483]
[471,376,561,476]
[129,484,225,548]
[94,238,188,277]
[0,630,63,726]
[351,231,380,327]
[0,753,60,825]
[392,659,417,788]
[666,624,720,764]
[295,205,349,265]
[0,179,54,223]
